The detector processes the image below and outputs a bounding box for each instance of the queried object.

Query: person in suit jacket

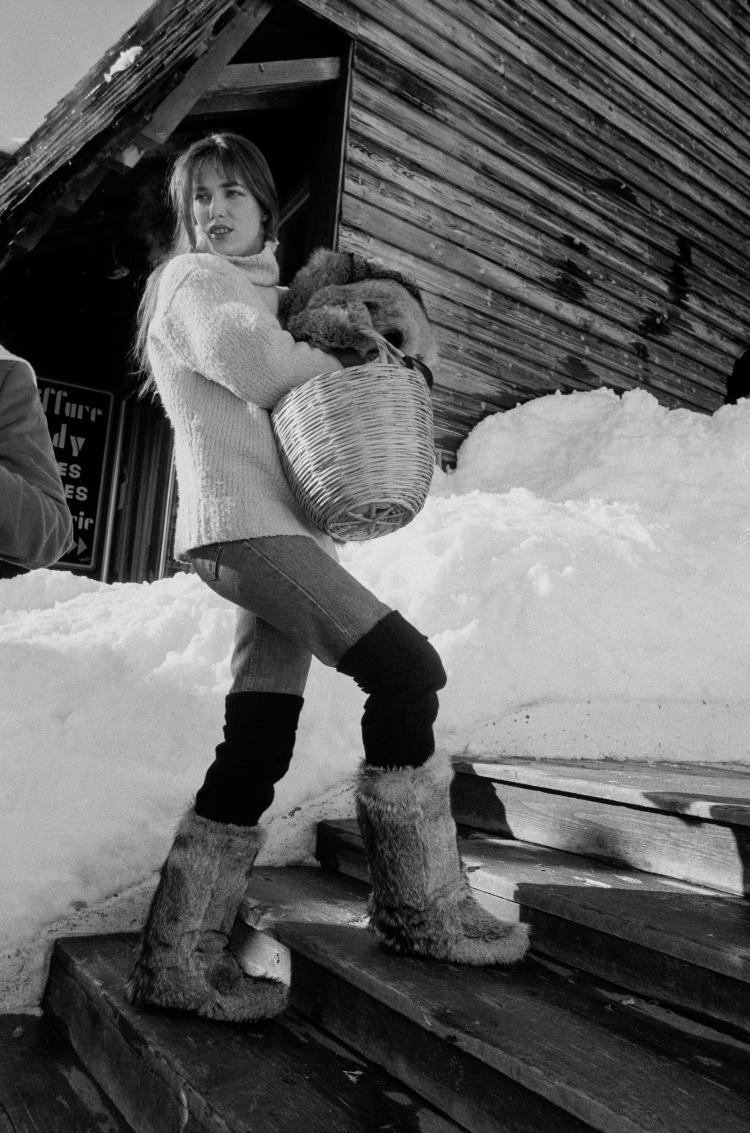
[0,345,72,577]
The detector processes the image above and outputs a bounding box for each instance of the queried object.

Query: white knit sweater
[147,242,340,558]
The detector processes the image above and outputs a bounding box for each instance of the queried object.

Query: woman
[129,132,528,1022]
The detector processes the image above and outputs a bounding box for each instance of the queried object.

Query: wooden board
[0,1012,133,1133]
[346,106,749,352]
[342,168,731,400]
[340,192,727,402]
[48,934,587,1133]
[208,56,341,92]
[319,819,750,978]
[45,933,461,1133]
[455,759,750,825]
[338,0,750,251]
[288,949,589,1133]
[349,51,749,301]
[192,57,341,114]
[316,819,750,1035]
[345,114,745,366]
[245,866,750,1133]
[452,772,749,895]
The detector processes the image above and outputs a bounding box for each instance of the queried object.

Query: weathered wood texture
[316,818,750,1036]
[452,765,750,895]
[252,866,750,1133]
[48,869,750,1133]
[45,934,462,1133]
[456,758,750,825]
[295,0,750,457]
[192,56,341,114]
[0,1012,133,1133]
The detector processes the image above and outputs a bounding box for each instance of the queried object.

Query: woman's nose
[209,197,224,218]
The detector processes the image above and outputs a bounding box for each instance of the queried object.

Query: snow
[3,386,750,1008]
[103,45,143,83]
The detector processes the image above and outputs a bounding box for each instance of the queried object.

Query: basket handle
[370,333,434,389]
[371,332,404,364]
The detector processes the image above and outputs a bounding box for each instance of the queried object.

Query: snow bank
[345,388,750,762]
[2,386,750,1008]
[0,570,362,1008]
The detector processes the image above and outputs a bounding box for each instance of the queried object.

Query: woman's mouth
[210,226,232,238]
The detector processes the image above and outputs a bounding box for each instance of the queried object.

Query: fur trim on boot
[356,751,530,966]
[127,810,288,1021]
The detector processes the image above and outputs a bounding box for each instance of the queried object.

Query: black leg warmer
[336,611,447,769]
[195,691,304,826]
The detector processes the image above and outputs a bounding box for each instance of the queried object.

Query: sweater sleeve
[0,361,74,570]
[156,256,341,409]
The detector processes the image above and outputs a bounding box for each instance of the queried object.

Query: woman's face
[192,163,266,257]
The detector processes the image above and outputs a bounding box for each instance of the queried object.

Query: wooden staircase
[27,759,750,1131]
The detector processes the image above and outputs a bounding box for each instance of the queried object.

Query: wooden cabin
[0,0,747,582]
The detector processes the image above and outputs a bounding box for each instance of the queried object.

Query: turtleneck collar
[194,230,280,288]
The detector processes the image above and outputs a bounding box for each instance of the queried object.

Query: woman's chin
[216,239,263,257]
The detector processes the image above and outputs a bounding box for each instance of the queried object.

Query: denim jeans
[188,536,392,696]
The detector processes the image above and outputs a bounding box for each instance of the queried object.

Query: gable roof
[0,0,264,248]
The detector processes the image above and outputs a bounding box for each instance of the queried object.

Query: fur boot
[356,750,530,965]
[128,809,287,1021]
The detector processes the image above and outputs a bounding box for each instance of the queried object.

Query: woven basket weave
[271,341,435,542]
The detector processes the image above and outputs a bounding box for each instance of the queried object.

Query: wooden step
[0,1011,135,1132]
[241,865,750,1133]
[44,932,462,1133]
[316,818,750,1037]
[451,758,750,895]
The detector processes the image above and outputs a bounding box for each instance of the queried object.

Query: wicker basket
[271,340,435,542]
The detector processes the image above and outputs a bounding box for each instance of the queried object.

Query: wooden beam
[192,56,341,114]
[302,38,353,255]
[116,0,275,170]
[212,56,340,92]
[189,88,309,115]
[279,182,310,227]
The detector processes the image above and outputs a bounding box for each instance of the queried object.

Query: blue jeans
[188,536,392,695]
[188,536,445,824]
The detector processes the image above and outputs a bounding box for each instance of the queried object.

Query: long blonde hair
[134,133,280,394]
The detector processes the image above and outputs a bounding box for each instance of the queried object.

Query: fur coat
[279,249,438,380]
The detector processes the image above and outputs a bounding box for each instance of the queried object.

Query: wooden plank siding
[294,0,750,458]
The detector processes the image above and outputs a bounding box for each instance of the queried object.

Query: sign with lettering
[37,379,114,571]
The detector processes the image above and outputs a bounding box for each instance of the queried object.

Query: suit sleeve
[158,258,341,409]
[0,362,74,569]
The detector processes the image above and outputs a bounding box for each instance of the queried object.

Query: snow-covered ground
[3,386,750,1009]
